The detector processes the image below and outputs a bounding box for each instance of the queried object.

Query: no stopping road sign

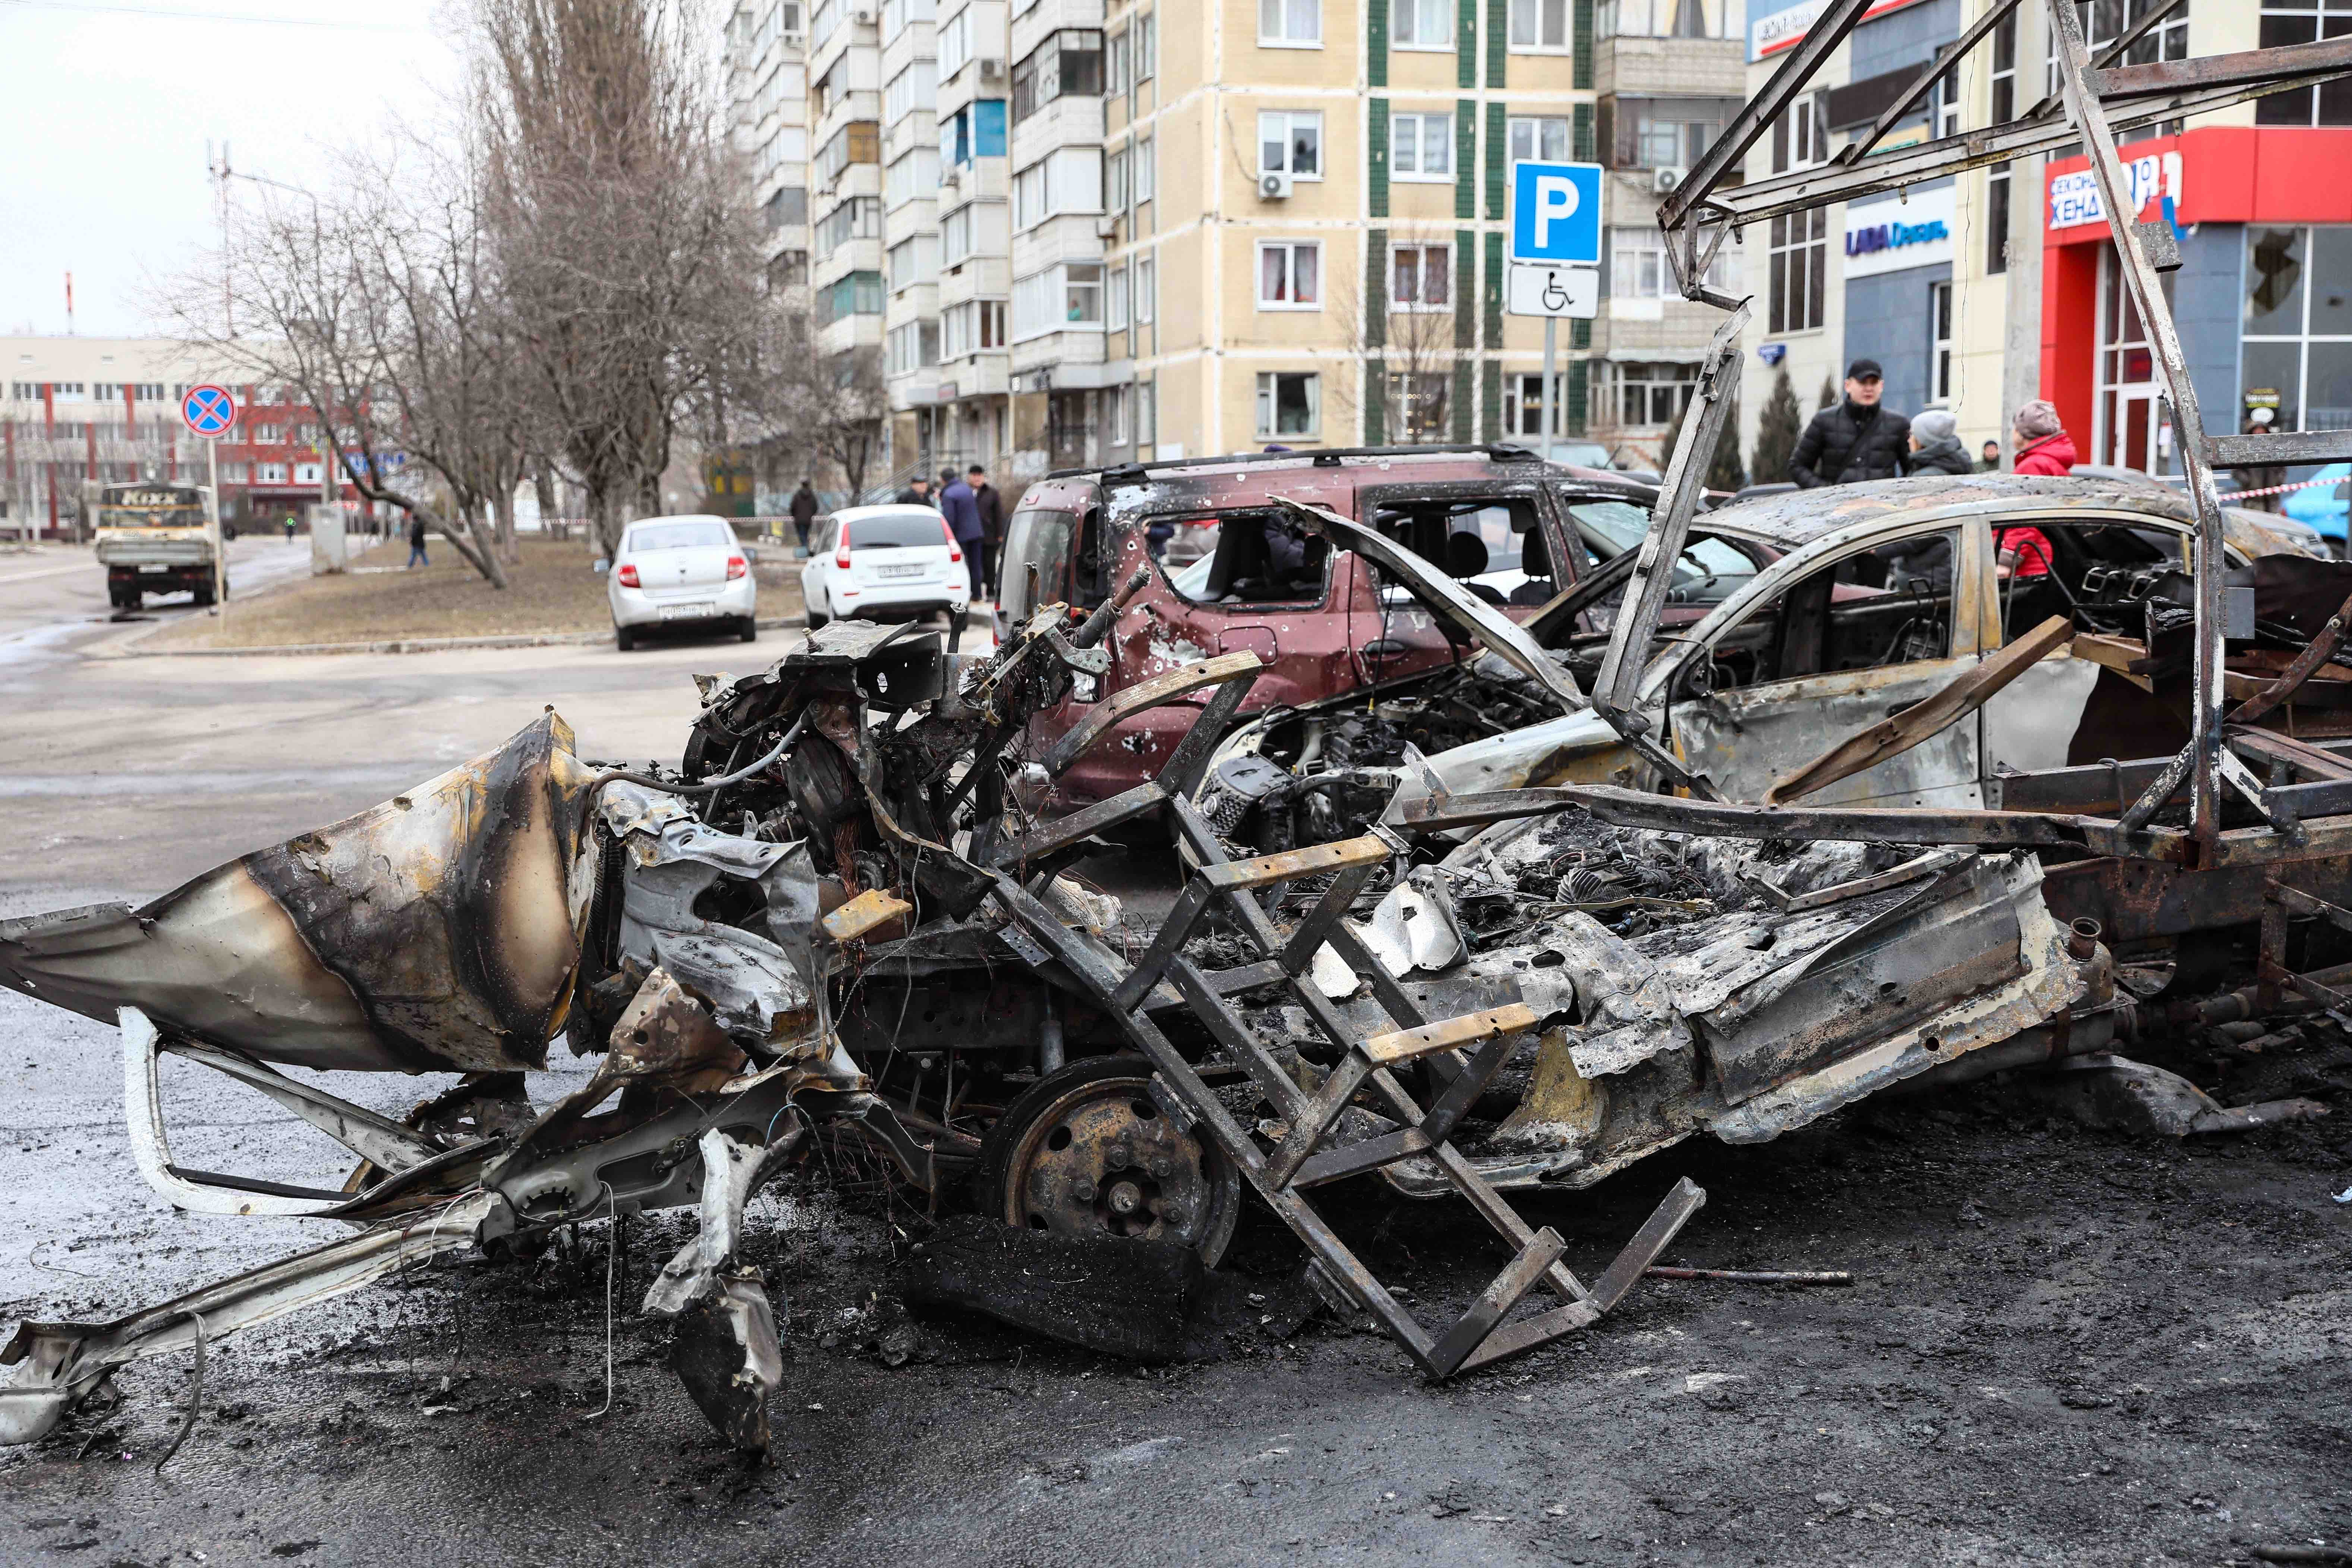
[181,384,238,439]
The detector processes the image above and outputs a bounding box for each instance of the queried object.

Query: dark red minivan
[994,444,1658,812]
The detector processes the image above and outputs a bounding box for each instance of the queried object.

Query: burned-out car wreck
[11,456,2337,1458]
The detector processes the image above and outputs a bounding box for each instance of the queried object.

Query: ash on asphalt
[3,1005,2349,1567]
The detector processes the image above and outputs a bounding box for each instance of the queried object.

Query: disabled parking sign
[180,384,238,439]
[1509,161,1603,267]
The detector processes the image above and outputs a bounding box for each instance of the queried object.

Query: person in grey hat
[1789,357,1912,487]
[1907,408,1975,476]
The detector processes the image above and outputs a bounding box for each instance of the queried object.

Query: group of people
[1789,357,2079,492]
[785,465,1007,603]
[1791,357,2082,586]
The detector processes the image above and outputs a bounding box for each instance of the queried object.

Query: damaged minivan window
[1164,509,1328,604]
[1370,496,1540,605]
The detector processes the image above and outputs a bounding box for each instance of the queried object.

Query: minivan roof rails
[1049,443,1549,486]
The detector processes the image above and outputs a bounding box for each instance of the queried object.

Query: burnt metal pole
[2047,0,2227,848]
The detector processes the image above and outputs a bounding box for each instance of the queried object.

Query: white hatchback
[800,505,969,629]
[606,515,757,652]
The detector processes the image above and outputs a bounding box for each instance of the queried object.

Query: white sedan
[800,505,970,629]
[605,515,757,652]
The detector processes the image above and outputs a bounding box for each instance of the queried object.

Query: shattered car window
[1001,506,1075,619]
[1697,530,1960,692]
[627,520,735,551]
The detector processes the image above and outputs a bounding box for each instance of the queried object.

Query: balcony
[1595,33,1745,100]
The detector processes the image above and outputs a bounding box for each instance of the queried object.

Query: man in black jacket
[1789,359,1911,488]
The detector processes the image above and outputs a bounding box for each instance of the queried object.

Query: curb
[100,616,811,659]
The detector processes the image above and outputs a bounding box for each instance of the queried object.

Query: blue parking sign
[1509,162,1603,266]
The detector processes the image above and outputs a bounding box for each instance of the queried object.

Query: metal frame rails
[989,667,1705,1377]
[1634,0,2352,859]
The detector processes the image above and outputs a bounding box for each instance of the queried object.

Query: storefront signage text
[2049,151,2185,232]
[1840,188,1956,279]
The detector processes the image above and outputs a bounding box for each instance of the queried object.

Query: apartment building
[845,0,1763,481]
[1,337,358,533]
[808,1,888,371]
[727,0,814,311]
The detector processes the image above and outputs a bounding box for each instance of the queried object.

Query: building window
[1108,147,1129,209]
[257,463,288,485]
[2258,0,2352,126]
[1930,281,1954,404]
[1136,258,1155,321]
[1258,111,1323,179]
[1107,27,1130,95]
[1767,210,1826,334]
[815,195,882,257]
[1386,373,1451,443]
[1109,265,1131,327]
[1392,0,1451,47]
[1612,226,1737,296]
[1256,372,1320,437]
[884,61,936,123]
[1622,103,1721,171]
[1137,381,1157,445]
[1391,242,1452,309]
[815,270,885,326]
[1508,116,1571,164]
[1013,148,1105,229]
[887,321,941,375]
[2242,226,2352,442]
[1135,136,1153,202]
[1391,113,1455,182]
[1257,240,1322,308]
[1259,0,1319,45]
[885,149,940,209]
[938,7,972,75]
[1505,374,1566,439]
[1010,29,1104,123]
[2048,0,2188,101]
[1933,64,1961,139]
[1598,0,1710,37]
[1607,362,1699,429]
[887,234,939,290]
[1137,12,1155,77]
[815,120,880,183]
[1510,0,1567,48]
[944,298,1010,356]
[1107,384,1130,445]
[1770,94,1826,175]
[1988,9,2016,275]
[1011,263,1106,339]
[252,425,282,445]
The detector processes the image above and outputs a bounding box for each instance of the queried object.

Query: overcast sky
[0,0,467,339]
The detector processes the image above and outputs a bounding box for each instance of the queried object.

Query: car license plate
[139,563,169,573]
[659,602,715,620]
[876,564,923,580]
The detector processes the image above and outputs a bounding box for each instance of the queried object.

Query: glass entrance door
[2097,244,2173,474]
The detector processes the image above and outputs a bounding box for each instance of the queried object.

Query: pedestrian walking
[1978,439,2003,472]
[1907,409,1976,476]
[406,513,429,569]
[2010,400,2079,476]
[789,478,819,554]
[896,475,934,507]
[940,470,986,603]
[1788,359,1911,487]
[967,463,1005,602]
[283,512,296,542]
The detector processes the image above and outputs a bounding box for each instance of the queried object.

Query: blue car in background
[2283,463,2352,549]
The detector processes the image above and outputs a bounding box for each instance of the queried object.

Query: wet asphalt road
[3,602,2351,1566]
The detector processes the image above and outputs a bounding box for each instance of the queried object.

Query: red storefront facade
[2042,126,2352,475]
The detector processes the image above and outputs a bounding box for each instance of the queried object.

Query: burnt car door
[1659,521,1997,808]
[1348,478,1594,686]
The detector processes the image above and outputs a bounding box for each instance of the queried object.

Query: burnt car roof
[1702,473,2202,545]
[1014,446,1648,524]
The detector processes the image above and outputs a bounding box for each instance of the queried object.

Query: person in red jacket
[1997,399,2078,578]
[2011,399,2078,476]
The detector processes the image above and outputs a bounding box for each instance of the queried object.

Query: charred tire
[976,1054,1240,1267]
[615,623,636,652]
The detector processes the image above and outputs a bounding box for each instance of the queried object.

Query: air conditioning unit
[1095,215,1119,238]
[1259,171,1294,201]
[1653,165,1689,195]
[941,164,962,188]
[978,56,1006,81]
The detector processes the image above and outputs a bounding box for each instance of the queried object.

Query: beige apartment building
[835,0,1750,484]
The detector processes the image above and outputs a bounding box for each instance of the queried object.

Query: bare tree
[1329,227,1466,445]
[475,0,766,554]
[162,169,513,586]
